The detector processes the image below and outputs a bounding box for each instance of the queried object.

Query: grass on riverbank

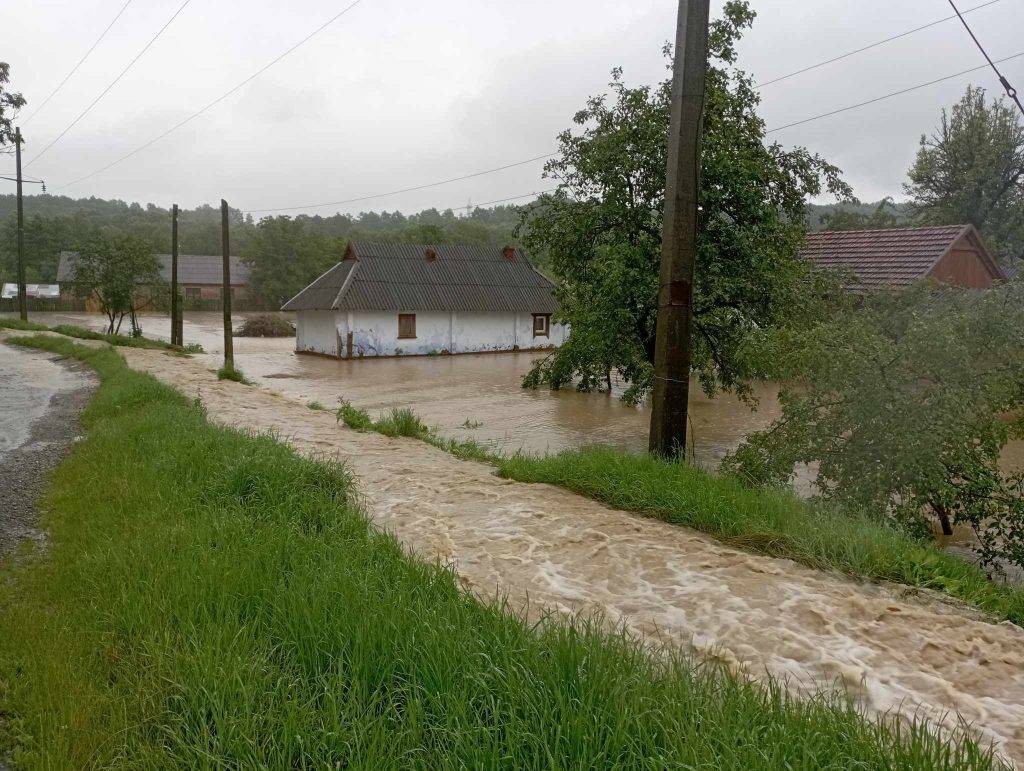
[0,317,201,352]
[0,334,1002,769]
[336,402,1024,625]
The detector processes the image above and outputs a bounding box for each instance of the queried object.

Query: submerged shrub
[234,313,295,337]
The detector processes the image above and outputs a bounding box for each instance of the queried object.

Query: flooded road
[22,312,781,467]
[0,342,89,461]
[102,344,1024,765]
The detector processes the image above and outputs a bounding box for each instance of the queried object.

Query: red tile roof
[799,225,973,289]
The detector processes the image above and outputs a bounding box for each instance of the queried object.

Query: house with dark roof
[283,242,565,358]
[799,224,1005,290]
[57,251,252,302]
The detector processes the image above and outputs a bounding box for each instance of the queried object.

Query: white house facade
[283,243,568,358]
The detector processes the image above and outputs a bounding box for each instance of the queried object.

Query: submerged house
[283,242,566,358]
[799,224,1005,289]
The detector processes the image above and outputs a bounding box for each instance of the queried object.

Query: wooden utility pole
[220,199,234,370]
[649,0,710,458]
[171,203,181,346]
[14,127,27,322]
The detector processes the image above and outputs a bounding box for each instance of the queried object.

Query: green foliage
[243,217,343,308]
[519,2,851,404]
[336,400,373,431]
[0,317,48,331]
[216,365,250,384]
[234,312,295,337]
[374,407,430,438]
[70,232,164,335]
[905,86,1024,266]
[306,400,326,411]
[0,62,25,150]
[726,282,1024,576]
[818,197,903,231]
[335,402,429,438]
[0,335,1003,769]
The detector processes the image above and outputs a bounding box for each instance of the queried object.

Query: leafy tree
[244,216,342,307]
[71,233,163,335]
[0,62,25,151]
[725,282,1024,576]
[0,214,98,282]
[518,2,850,405]
[905,86,1024,265]
[819,197,901,231]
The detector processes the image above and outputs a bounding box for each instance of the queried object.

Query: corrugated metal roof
[798,225,979,289]
[57,251,251,286]
[282,242,560,313]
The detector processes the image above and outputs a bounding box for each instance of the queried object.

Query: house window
[185,287,201,298]
[532,313,550,337]
[398,313,417,339]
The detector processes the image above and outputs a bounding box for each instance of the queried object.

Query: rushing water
[18,311,1024,474]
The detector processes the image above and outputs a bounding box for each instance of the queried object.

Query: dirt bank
[81,346,1024,764]
[0,344,95,557]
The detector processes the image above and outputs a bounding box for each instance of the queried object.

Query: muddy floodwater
[22,312,782,466]
[18,311,1024,474]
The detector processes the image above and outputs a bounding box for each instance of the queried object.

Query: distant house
[799,224,1005,290]
[283,242,567,358]
[56,251,252,302]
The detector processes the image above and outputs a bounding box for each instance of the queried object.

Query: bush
[234,313,295,337]
[217,365,250,384]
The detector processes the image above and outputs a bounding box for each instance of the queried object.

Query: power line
[244,155,556,213]
[52,0,365,190]
[946,0,1024,115]
[243,53,1024,216]
[21,0,135,126]
[26,0,192,168]
[754,0,1004,88]
[767,50,1024,134]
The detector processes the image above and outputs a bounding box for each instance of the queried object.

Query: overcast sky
[2,0,1021,216]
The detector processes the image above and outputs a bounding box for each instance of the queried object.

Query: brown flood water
[28,311,1024,475]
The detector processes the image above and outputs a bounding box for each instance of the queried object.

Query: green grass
[0,335,1003,769]
[337,403,429,438]
[0,316,202,353]
[336,404,1024,627]
[306,400,327,411]
[216,364,251,383]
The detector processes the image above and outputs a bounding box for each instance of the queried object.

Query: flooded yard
[21,311,781,467]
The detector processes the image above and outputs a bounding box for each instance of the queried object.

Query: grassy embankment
[337,404,1024,625]
[0,316,201,352]
[0,335,1003,769]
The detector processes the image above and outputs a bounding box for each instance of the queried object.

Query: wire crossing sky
[4,0,1022,213]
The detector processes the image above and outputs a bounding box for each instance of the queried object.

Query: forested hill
[0,193,525,283]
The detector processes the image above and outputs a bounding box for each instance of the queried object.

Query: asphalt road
[0,342,95,557]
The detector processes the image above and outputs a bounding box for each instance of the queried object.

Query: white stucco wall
[294,310,339,356]
[296,309,568,358]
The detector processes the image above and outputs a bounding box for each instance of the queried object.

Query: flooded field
[21,311,781,467]
[16,311,1024,476]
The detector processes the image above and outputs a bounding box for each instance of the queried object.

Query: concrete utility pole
[14,127,27,322]
[649,0,710,458]
[220,199,234,371]
[171,204,181,346]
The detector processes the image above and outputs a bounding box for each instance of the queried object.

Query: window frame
[397,313,417,340]
[532,313,551,338]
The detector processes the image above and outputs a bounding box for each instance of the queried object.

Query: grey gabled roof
[57,251,251,286]
[282,242,559,313]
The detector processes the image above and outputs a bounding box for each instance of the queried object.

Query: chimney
[502,245,516,261]
[425,247,438,262]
